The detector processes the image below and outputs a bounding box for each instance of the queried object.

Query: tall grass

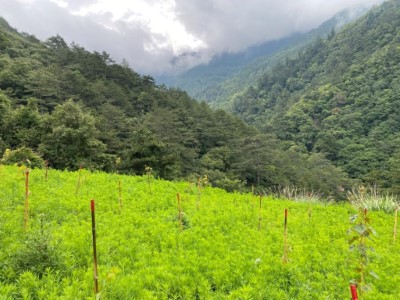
[347,185,399,213]
[271,185,323,203]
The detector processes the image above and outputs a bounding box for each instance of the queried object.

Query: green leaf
[353,224,367,235]
[349,214,358,222]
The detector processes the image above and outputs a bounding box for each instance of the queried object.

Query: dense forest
[0,16,348,196]
[229,0,400,193]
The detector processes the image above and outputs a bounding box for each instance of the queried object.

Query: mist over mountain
[157,6,369,108]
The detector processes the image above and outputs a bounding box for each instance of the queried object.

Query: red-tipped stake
[350,284,359,300]
[177,193,183,231]
[90,200,99,295]
[24,169,30,231]
[282,208,288,263]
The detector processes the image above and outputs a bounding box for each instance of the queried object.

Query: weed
[347,185,399,213]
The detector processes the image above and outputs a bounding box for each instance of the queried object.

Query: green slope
[230,0,400,192]
[0,165,399,298]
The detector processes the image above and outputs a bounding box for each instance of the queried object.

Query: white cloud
[0,0,385,75]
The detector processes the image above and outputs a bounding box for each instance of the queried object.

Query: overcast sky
[0,0,385,75]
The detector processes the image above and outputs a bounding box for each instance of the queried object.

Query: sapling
[348,208,378,298]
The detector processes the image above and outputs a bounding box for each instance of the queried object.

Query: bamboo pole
[24,169,30,231]
[118,180,122,209]
[258,193,262,231]
[90,200,99,295]
[283,208,288,263]
[75,165,83,197]
[45,160,49,181]
[394,206,398,244]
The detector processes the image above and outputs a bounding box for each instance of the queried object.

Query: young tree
[39,100,114,170]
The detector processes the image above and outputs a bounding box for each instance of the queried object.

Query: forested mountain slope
[0,17,348,196]
[159,7,367,109]
[230,0,400,192]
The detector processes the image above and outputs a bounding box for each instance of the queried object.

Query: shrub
[1,147,44,168]
[11,215,63,278]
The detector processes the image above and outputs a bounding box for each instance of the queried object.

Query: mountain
[229,0,400,192]
[158,6,368,109]
[0,16,348,196]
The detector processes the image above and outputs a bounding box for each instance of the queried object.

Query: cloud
[173,0,385,55]
[0,0,385,75]
[0,0,179,74]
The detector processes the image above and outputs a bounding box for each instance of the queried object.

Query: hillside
[158,7,367,109]
[0,16,349,196]
[0,165,399,298]
[229,0,400,192]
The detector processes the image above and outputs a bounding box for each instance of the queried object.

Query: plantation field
[0,165,399,299]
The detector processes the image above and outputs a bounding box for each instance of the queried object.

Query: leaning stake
[91,200,99,295]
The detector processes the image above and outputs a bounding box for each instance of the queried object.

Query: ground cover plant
[0,165,399,299]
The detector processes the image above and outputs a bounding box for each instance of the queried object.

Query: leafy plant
[12,215,63,278]
[348,208,378,297]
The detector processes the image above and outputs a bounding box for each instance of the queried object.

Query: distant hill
[0,16,347,196]
[158,7,368,109]
[229,0,400,192]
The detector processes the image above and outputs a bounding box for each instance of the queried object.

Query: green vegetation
[228,0,400,193]
[0,165,399,299]
[0,16,349,196]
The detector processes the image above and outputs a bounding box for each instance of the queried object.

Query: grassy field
[0,165,399,299]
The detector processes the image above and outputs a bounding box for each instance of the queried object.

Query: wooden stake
[91,200,99,295]
[196,177,201,210]
[75,165,83,197]
[258,193,262,231]
[394,206,398,244]
[24,169,30,231]
[45,160,49,181]
[177,193,183,230]
[118,180,122,209]
[283,208,288,263]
